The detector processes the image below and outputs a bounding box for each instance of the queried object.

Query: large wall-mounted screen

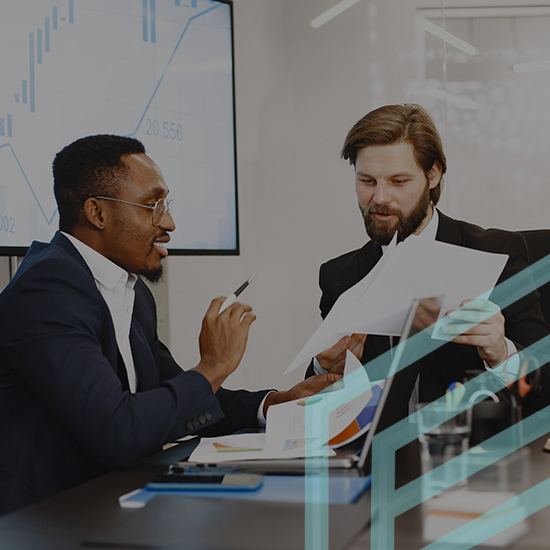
[0,0,238,256]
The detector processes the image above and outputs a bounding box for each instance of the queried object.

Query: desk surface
[1,437,549,550]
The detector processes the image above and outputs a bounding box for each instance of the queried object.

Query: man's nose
[373,182,391,205]
[159,209,176,232]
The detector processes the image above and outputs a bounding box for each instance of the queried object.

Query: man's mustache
[366,206,401,217]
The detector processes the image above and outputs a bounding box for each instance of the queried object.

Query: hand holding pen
[194,280,256,393]
[219,277,254,314]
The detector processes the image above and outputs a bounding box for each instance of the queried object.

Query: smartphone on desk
[146,465,263,491]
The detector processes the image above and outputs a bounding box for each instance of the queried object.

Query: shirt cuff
[312,357,329,375]
[257,392,275,427]
[484,337,519,380]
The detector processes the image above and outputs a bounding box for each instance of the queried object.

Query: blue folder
[120,475,371,508]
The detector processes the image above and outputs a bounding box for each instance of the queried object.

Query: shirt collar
[61,232,137,290]
[381,207,439,253]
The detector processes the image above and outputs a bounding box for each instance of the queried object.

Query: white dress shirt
[62,232,138,392]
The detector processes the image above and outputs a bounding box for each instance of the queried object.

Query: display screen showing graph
[0,0,238,255]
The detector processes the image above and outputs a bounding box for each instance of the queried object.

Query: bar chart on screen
[0,0,238,254]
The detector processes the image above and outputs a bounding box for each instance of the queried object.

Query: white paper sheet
[284,233,399,374]
[285,236,508,373]
[339,236,508,337]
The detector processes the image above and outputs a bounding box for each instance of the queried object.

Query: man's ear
[82,197,106,229]
[427,160,443,189]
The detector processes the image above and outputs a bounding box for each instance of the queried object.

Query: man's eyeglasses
[95,196,173,227]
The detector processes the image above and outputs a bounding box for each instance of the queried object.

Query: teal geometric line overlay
[304,252,550,548]
[371,345,550,549]
[305,399,330,550]
[372,400,550,549]
[421,476,550,550]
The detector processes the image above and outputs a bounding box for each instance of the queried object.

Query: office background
[2,0,550,394]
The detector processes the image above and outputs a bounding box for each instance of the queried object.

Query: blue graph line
[128,3,222,136]
[29,33,35,113]
[142,0,148,41]
[37,29,43,64]
[150,0,156,43]
[0,143,58,225]
[45,17,50,52]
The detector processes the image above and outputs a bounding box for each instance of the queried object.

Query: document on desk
[285,235,508,374]
[189,353,383,463]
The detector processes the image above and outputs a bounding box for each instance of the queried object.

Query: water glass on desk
[416,401,472,495]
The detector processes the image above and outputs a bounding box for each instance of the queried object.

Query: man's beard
[359,183,431,245]
[140,264,164,283]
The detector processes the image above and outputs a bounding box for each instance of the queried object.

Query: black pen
[219,277,254,313]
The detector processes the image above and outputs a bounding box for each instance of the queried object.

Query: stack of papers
[189,353,382,463]
[285,233,508,373]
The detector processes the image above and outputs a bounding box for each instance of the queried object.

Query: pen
[218,277,254,314]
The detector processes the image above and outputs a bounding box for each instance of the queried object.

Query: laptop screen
[356,297,438,471]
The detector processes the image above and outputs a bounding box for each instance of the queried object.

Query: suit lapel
[359,240,383,279]
[130,317,159,391]
[52,232,143,391]
[360,241,390,358]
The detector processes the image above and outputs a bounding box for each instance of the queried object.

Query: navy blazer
[0,232,268,515]
[307,211,550,409]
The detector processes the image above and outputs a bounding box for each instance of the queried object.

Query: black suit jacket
[307,211,550,409]
[0,232,268,515]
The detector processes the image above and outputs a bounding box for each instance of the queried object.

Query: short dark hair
[53,134,146,232]
[341,104,447,206]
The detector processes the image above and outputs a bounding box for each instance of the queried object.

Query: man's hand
[263,373,343,416]
[441,298,507,367]
[315,334,367,374]
[412,298,441,331]
[192,297,256,392]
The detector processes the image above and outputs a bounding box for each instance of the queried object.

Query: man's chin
[365,219,398,246]
[140,265,164,284]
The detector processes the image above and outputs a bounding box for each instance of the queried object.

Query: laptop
[177,298,427,476]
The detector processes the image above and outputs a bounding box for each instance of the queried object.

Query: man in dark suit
[0,135,338,516]
[306,104,550,411]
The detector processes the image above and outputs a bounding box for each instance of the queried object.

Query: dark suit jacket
[0,232,268,515]
[306,211,550,409]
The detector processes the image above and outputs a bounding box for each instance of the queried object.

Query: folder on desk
[119,475,371,508]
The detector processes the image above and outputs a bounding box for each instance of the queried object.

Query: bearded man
[305,104,550,414]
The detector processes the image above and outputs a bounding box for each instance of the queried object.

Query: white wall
[161,0,550,393]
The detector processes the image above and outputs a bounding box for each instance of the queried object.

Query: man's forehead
[120,153,169,197]
[122,152,157,171]
[355,142,421,173]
